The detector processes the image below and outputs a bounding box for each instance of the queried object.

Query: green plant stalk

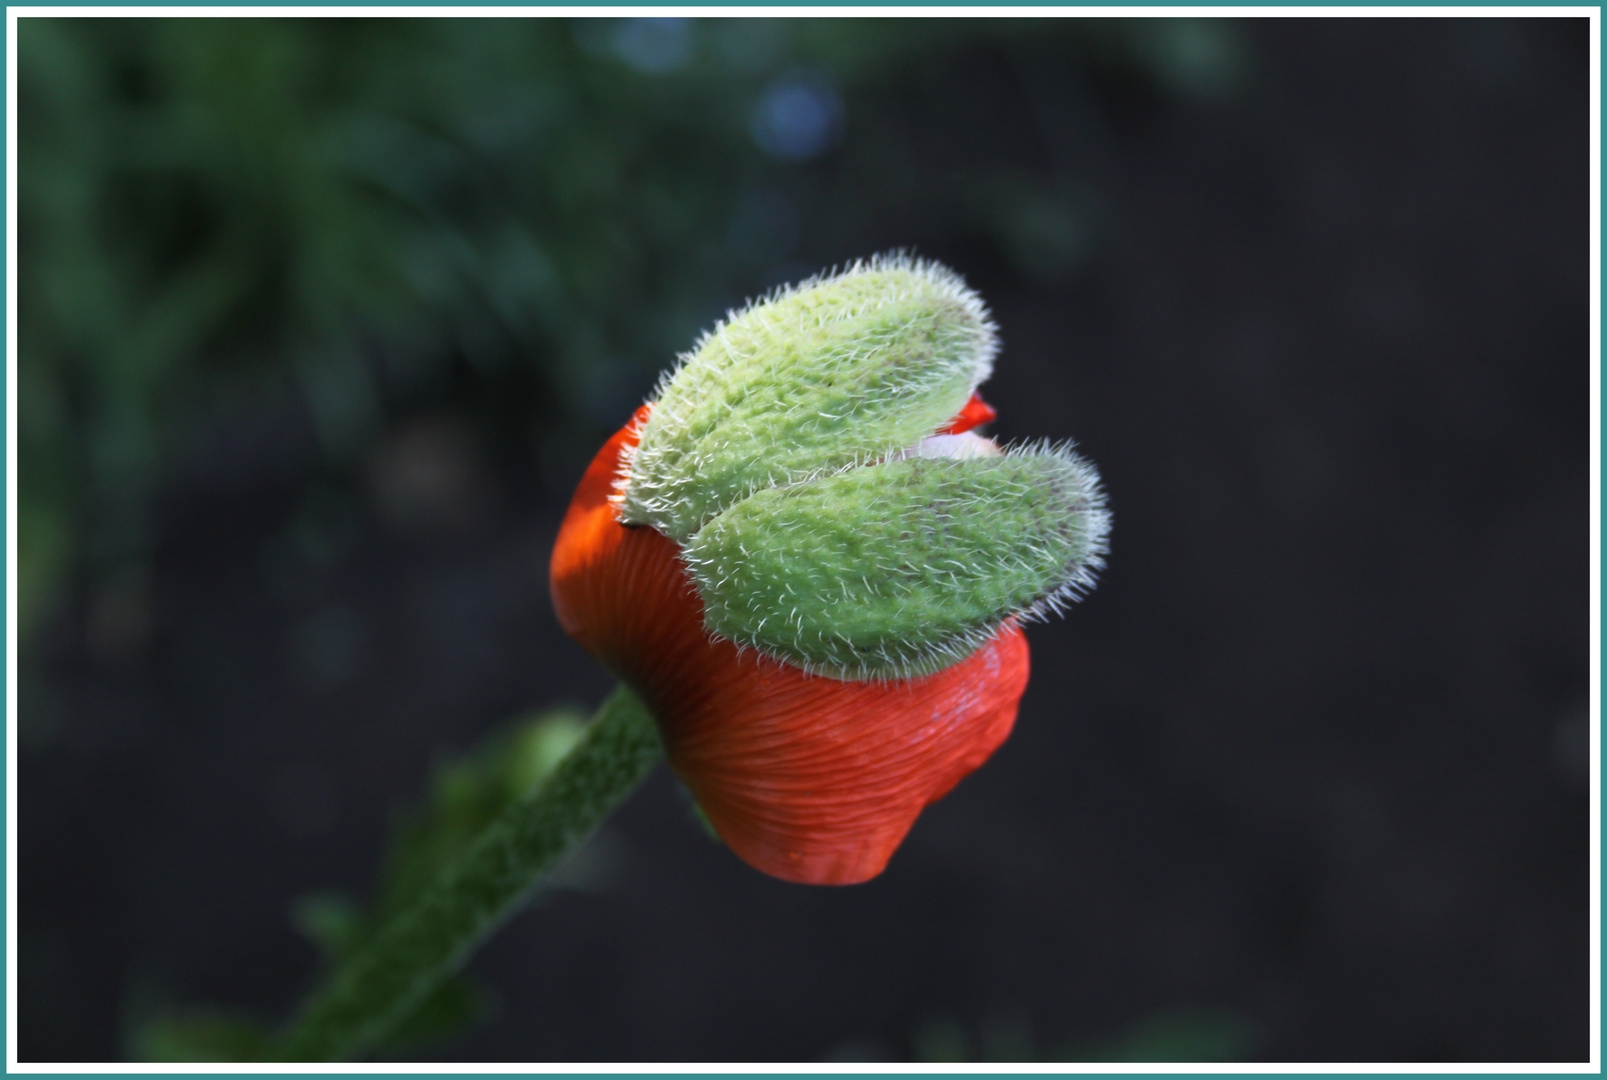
[273,684,662,1062]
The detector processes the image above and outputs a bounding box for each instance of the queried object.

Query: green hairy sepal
[682,447,1110,681]
[618,254,997,544]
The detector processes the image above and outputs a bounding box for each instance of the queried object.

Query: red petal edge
[550,403,1030,885]
[939,392,997,435]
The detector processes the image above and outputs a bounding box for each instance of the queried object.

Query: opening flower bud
[551,255,1109,885]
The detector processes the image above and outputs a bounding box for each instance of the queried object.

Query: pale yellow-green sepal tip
[618,253,997,544]
[682,445,1111,681]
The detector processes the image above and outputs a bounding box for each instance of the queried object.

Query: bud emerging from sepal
[552,254,1110,883]
[683,446,1108,680]
[618,254,997,544]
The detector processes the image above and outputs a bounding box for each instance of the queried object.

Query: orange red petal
[939,392,997,435]
[550,404,1029,885]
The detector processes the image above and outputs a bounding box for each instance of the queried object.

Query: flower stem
[272,684,662,1062]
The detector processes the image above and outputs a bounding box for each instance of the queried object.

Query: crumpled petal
[550,402,1030,885]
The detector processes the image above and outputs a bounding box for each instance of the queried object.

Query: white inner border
[4,5,1600,1075]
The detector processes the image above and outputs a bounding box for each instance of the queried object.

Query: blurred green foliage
[128,1008,273,1064]
[354,702,591,934]
[18,16,1245,647]
[24,16,1250,1062]
[130,704,594,1060]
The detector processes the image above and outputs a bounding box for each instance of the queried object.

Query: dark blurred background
[17,15,1590,1063]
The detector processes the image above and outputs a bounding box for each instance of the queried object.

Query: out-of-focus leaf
[18,16,1192,644]
[271,706,593,1056]
[1061,1008,1258,1063]
[288,891,365,964]
[368,706,590,927]
[375,977,497,1056]
[129,1009,272,1063]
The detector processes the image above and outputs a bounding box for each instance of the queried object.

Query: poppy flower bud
[551,255,1109,885]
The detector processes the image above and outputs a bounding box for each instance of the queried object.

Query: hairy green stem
[273,684,662,1062]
